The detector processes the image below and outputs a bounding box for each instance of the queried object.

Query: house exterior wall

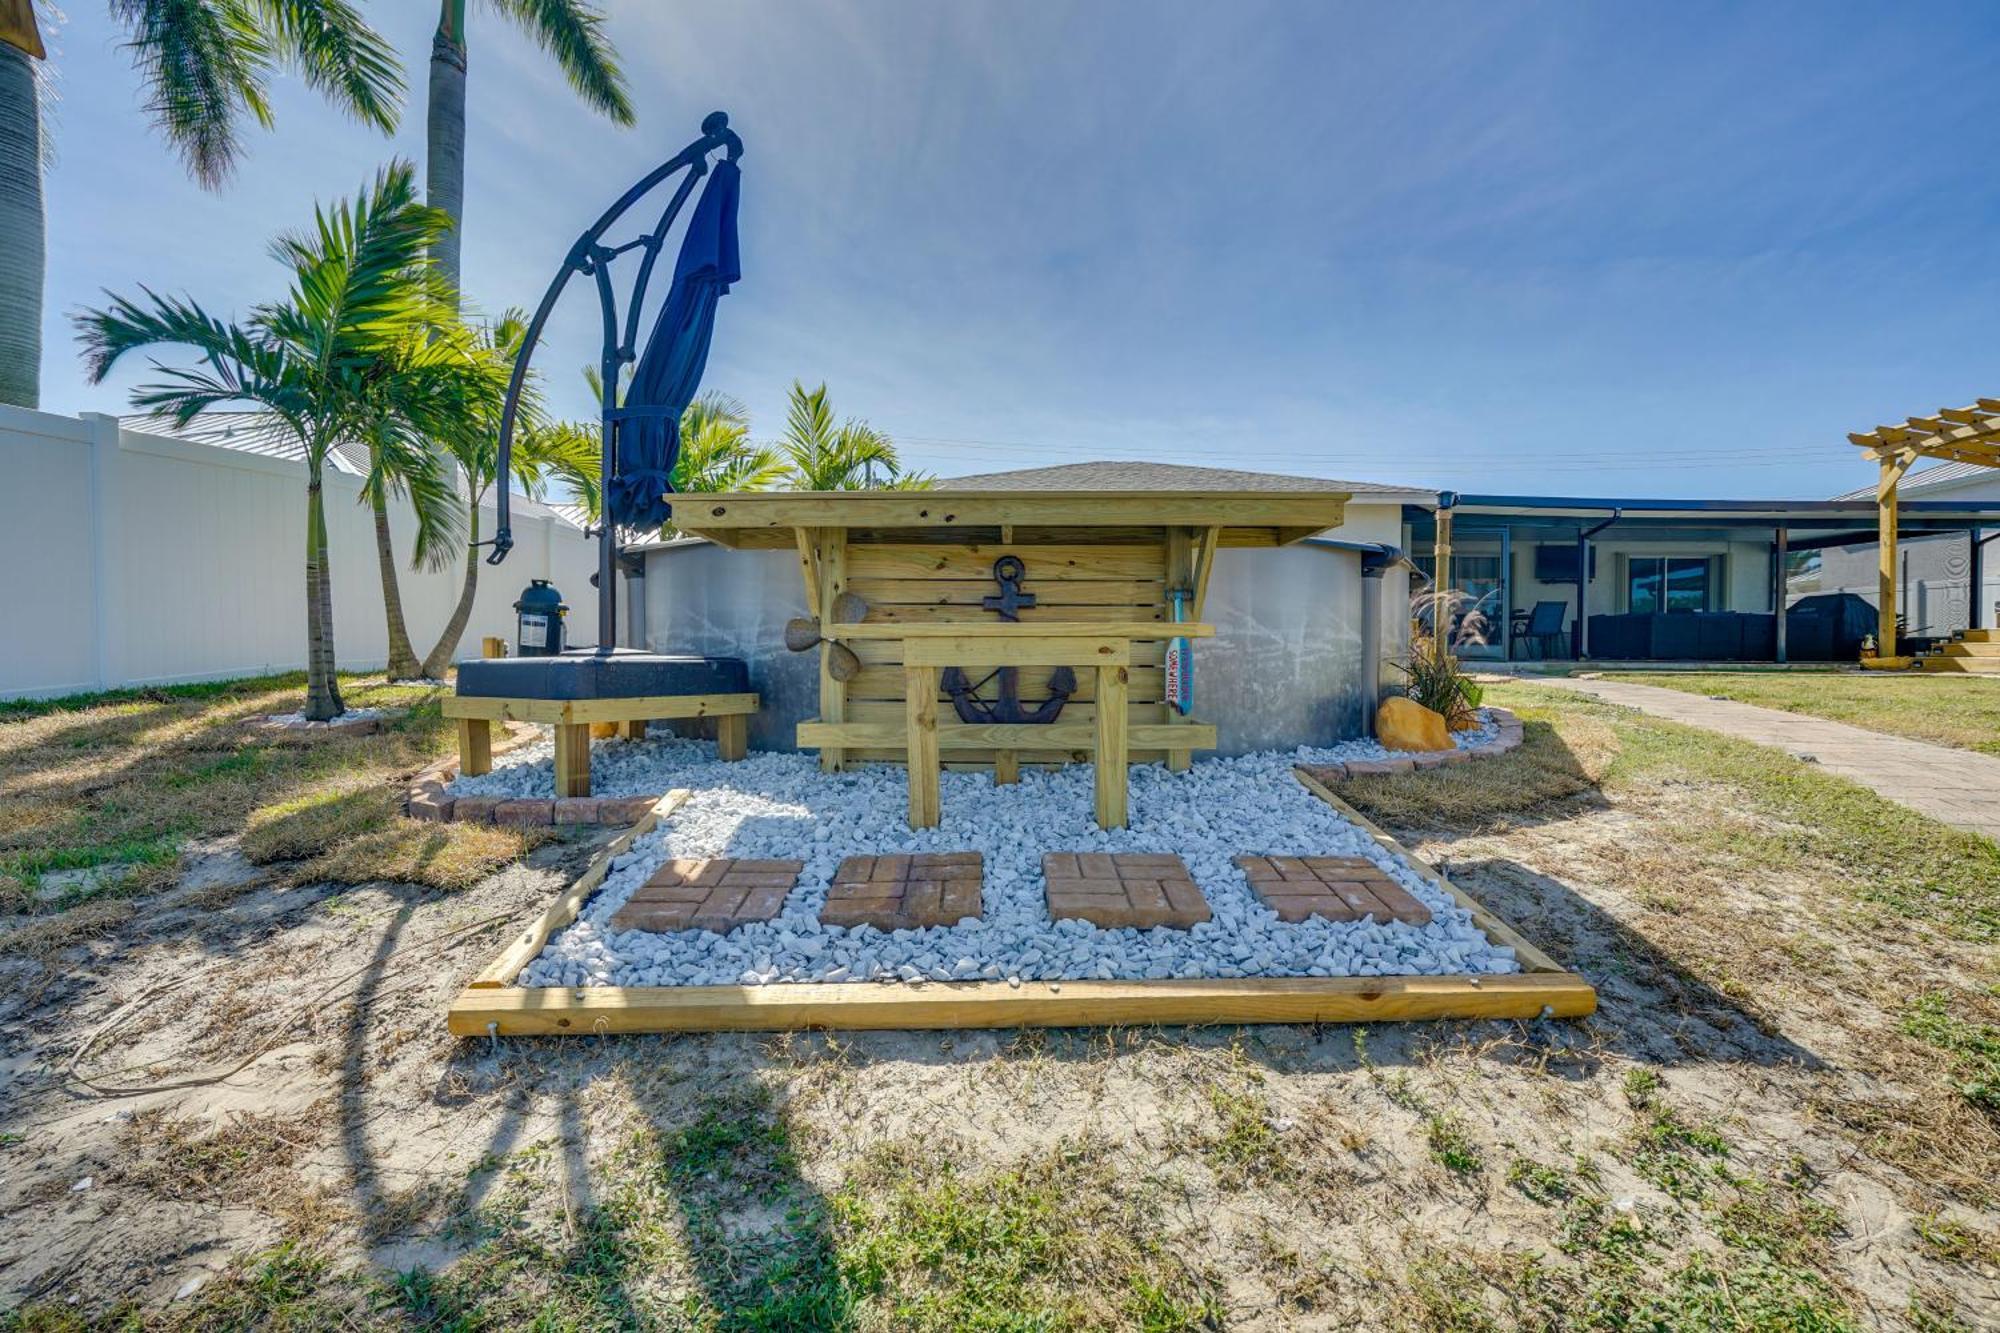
[0,405,600,699]
[641,525,1399,755]
[1819,469,2000,632]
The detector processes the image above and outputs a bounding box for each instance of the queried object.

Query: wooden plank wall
[819,535,1179,768]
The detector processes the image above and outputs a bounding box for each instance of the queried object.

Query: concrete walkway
[1523,676,2000,842]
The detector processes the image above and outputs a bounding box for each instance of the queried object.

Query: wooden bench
[795,621,1216,829]
[441,692,759,797]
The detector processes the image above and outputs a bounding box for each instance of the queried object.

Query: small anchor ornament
[942,555,1076,725]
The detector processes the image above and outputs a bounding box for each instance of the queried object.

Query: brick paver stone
[1233,855,1433,925]
[610,858,803,934]
[821,853,984,930]
[1043,853,1211,929]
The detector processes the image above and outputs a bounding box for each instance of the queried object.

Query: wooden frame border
[441,692,759,725]
[447,776,1596,1036]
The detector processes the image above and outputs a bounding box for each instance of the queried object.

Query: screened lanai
[1406,493,2000,665]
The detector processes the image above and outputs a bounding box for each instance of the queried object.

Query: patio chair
[1516,601,1571,659]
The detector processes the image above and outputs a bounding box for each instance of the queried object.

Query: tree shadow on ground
[338,922,854,1329]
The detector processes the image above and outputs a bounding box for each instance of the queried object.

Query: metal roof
[1406,492,2000,534]
[1830,461,1996,502]
[940,460,1430,499]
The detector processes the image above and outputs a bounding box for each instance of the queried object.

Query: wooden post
[716,713,748,762]
[817,529,849,772]
[457,717,493,777]
[1878,454,1908,655]
[1433,506,1453,644]
[621,720,648,741]
[993,750,1020,785]
[554,723,591,797]
[1164,527,1194,773]
[905,664,940,828]
[1095,662,1129,829]
[481,636,506,659]
[1773,526,1788,663]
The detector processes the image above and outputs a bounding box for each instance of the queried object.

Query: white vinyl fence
[0,405,600,700]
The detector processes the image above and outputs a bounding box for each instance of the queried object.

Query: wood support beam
[554,723,591,797]
[1095,662,1130,828]
[1878,453,1912,655]
[456,717,492,777]
[905,664,941,828]
[817,528,849,772]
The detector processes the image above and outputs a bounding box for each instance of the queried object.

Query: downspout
[1575,510,1621,660]
[1359,554,1387,737]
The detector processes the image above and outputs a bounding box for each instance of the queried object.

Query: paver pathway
[1527,676,2000,842]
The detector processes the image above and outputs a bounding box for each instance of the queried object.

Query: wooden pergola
[1849,400,2000,656]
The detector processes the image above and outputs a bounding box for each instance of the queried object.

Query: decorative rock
[1376,697,1453,752]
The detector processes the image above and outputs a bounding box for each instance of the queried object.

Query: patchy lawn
[0,671,537,921]
[1596,669,2000,757]
[2,679,1998,1329]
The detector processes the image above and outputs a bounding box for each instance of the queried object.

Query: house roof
[940,460,1430,499]
[1831,460,1996,502]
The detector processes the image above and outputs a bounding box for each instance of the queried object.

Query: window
[1628,557,1713,613]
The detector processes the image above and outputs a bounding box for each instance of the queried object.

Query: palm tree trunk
[370,478,424,678]
[426,0,468,305]
[421,499,481,678]
[0,43,44,408]
[304,473,345,720]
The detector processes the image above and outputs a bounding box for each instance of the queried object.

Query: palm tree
[0,1,403,408]
[423,0,631,301]
[399,0,628,669]
[777,380,932,490]
[76,161,494,720]
[416,312,597,677]
[675,393,788,495]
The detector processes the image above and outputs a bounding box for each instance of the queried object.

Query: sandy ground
[1,765,1995,1327]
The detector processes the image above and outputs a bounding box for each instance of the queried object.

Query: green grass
[1597,670,2000,757]
[1471,685,2000,944]
[0,670,533,922]
[1902,993,2000,1113]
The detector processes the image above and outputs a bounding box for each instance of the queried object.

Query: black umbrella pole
[598,397,618,650]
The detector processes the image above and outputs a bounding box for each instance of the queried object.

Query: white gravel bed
[446,729,718,797]
[516,717,1521,989]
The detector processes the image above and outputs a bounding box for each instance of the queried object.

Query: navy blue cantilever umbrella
[608,157,742,531]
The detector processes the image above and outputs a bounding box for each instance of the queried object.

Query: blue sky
[33,0,2000,496]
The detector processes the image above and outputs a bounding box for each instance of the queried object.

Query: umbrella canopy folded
[608,158,742,530]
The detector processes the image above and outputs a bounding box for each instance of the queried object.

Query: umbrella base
[456,649,750,701]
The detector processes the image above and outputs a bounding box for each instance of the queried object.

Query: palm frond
[253,0,403,133]
[485,0,633,124]
[777,381,907,489]
[112,0,274,188]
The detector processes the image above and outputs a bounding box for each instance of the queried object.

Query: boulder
[1376,696,1454,752]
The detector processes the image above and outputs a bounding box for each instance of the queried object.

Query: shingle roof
[1831,460,1997,501]
[937,460,1429,497]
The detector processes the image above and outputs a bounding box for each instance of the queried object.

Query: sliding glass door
[1628,556,1713,613]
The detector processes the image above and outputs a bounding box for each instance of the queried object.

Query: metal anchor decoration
[942,556,1077,724]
